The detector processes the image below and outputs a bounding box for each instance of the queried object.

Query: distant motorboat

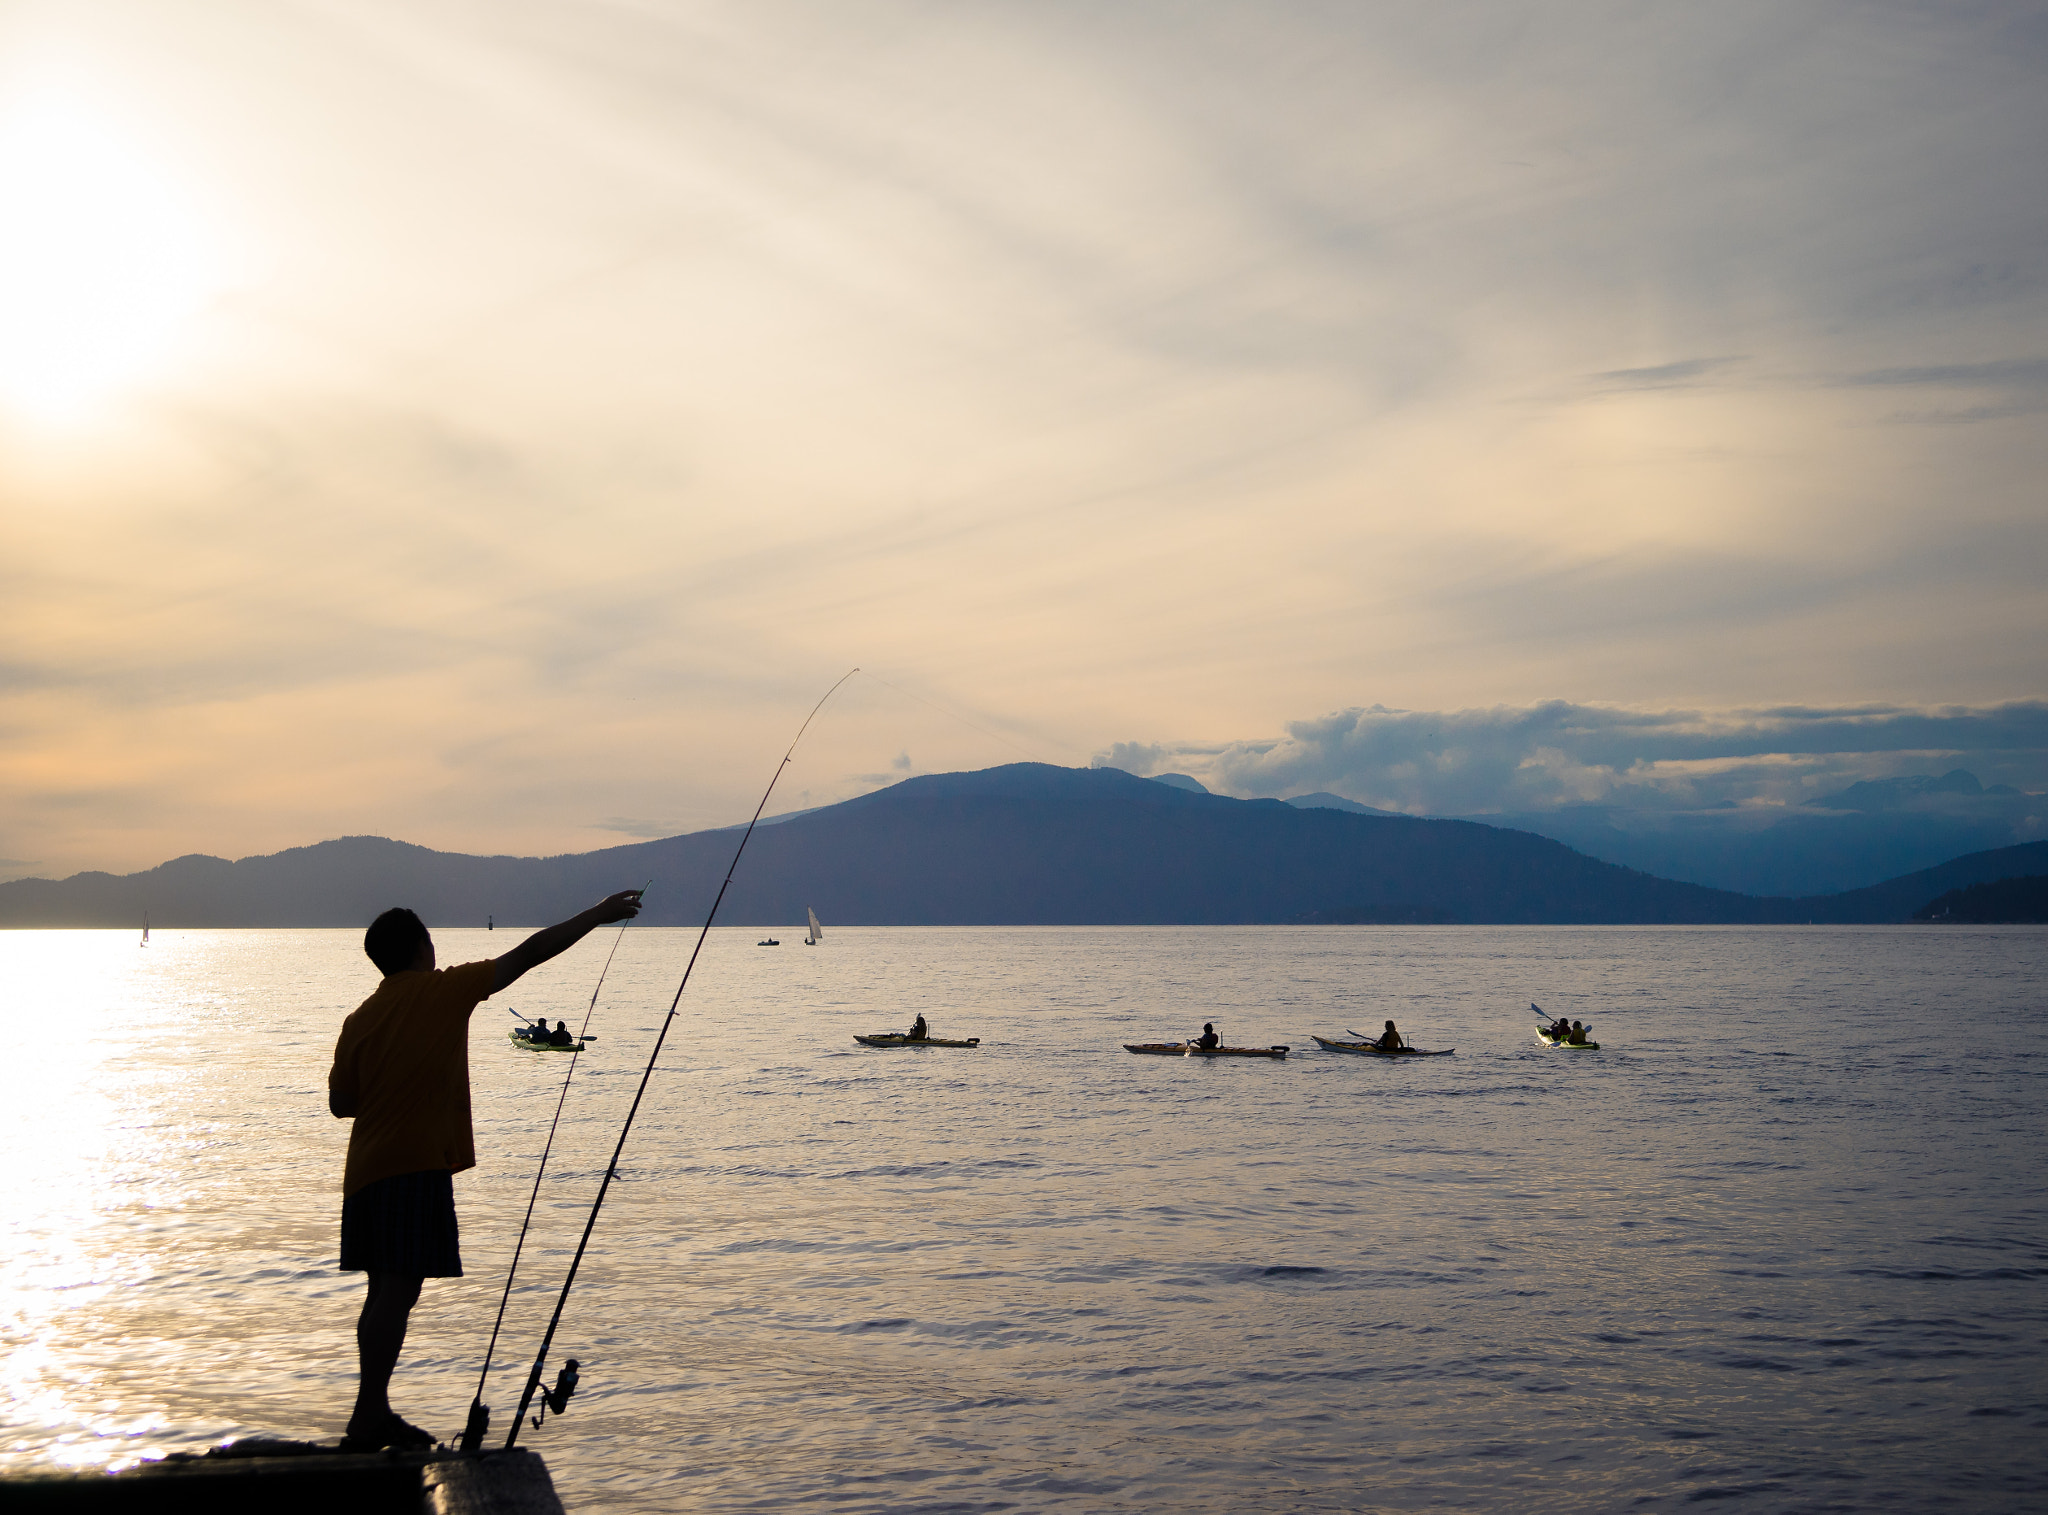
[757,938,780,947]
[805,907,823,946]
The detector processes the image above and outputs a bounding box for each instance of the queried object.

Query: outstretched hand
[493,889,645,995]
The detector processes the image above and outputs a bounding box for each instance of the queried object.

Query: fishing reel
[531,1358,581,1431]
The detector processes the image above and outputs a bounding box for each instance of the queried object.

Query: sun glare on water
[0,85,226,425]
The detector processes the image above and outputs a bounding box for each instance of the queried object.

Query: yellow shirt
[329,960,495,1196]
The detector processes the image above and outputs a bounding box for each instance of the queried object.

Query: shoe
[340,1415,437,1452]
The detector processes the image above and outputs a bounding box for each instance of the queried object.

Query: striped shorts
[339,1168,462,1277]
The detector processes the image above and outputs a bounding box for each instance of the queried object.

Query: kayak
[508,1029,589,1052]
[1124,1043,1290,1058]
[855,1033,981,1048]
[1534,1028,1600,1050]
[1313,1036,1454,1057]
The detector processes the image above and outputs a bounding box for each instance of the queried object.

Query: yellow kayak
[508,1028,589,1052]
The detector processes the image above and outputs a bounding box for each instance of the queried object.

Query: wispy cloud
[591,817,676,840]
[1593,357,1743,390]
[3,2,2045,880]
[1840,360,2048,390]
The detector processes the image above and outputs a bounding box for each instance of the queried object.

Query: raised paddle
[506,1009,596,1042]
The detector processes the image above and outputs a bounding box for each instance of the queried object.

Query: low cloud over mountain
[1098,701,2048,895]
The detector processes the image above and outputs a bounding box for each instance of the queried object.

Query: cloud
[1096,701,2048,815]
[1593,357,1743,390]
[1836,358,2048,423]
[4,2,2047,881]
[591,817,677,840]
[1841,360,2048,390]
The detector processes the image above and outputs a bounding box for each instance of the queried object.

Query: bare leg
[348,1270,423,1434]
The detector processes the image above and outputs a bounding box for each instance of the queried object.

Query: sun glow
[0,86,226,423]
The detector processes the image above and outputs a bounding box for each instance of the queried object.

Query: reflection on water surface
[3,925,2044,1510]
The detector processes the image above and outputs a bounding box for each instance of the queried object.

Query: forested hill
[5,763,2044,928]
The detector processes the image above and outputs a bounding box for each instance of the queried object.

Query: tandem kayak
[1534,1028,1600,1050]
[1124,1043,1290,1058]
[508,1029,590,1052]
[855,1033,981,1048]
[1312,1036,1454,1057]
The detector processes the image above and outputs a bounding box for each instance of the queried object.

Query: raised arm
[491,890,643,995]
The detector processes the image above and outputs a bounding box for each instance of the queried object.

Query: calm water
[2,925,2044,1513]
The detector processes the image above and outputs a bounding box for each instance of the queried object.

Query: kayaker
[1566,1020,1590,1045]
[1195,1023,1220,1049]
[1375,1020,1404,1052]
[907,1014,928,1041]
[548,1020,574,1046]
[1548,1014,1572,1040]
[327,887,642,1451]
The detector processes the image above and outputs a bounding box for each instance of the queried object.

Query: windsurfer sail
[805,907,823,945]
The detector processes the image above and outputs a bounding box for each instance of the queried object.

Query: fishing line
[503,667,859,1450]
[856,669,1048,766]
[458,881,649,1452]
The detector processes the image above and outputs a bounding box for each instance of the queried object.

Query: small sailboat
[805,906,823,946]
[140,914,149,948]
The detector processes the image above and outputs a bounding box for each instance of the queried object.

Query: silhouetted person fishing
[327,889,641,1450]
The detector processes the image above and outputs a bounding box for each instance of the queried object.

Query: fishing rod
[503,668,859,1451]
[458,885,649,1452]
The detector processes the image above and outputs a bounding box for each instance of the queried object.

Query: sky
[2,0,2045,883]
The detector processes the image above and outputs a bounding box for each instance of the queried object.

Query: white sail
[806,907,823,944]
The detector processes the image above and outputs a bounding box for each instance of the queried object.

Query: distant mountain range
[1266,767,2045,896]
[3,763,2044,929]
[1914,875,2048,924]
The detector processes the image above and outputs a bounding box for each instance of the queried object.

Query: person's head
[1385,1020,1396,1030]
[1204,1022,1214,1032]
[365,908,432,976]
[1571,1020,1582,1030]
[556,1021,567,1031]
